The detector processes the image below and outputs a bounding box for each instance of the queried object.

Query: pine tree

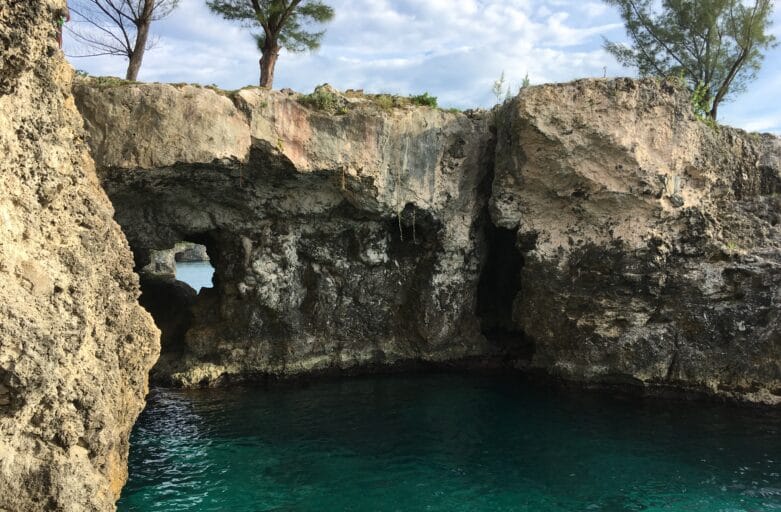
[604,0,776,119]
[206,0,334,88]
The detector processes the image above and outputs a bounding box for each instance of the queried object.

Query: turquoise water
[175,261,214,292]
[119,374,781,512]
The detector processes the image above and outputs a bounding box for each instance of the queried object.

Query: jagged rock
[74,82,251,169]
[492,77,781,404]
[174,242,209,262]
[139,242,210,281]
[140,248,177,279]
[75,82,499,387]
[0,2,159,510]
[74,78,781,405]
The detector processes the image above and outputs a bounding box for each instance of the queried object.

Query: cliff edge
[494,78,781,404]
[74,78,780,405]
[0,2,159,510]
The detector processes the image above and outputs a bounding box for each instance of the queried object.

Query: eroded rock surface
[75,82,500,386]
[0,3,159,510]
[75,78,780,405]
[493,78,781,404]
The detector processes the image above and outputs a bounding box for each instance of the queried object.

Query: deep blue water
[175,261,214,292]
[119,374,781,511]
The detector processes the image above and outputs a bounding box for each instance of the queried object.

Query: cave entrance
[137,242,214,359]
[141,242,214,291]
[476,224,532,360]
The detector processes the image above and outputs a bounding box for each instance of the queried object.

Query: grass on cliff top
[298,89,346,114]
[372,92,439,110]
[76,73,456,114]
[76,72,137,88]
[77,73,261,98]
[298,89,441,114]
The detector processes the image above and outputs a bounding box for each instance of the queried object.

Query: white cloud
[64,0,780,132]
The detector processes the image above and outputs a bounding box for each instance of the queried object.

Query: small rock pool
[118,374,781,511]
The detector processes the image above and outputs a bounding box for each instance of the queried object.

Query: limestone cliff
[0,2,159,510]
[74,78,780,405]
[493,78,781,404]
[75,82,499,386]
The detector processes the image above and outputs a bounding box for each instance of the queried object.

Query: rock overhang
[74,77,781,404]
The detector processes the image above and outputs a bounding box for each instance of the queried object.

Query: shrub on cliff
[410,92,438,108]
[299,90,339,111]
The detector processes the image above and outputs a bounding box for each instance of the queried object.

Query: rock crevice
[74,78,780,405]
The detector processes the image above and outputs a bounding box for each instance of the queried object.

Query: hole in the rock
[477,223,532,359]
[172,242,214,292]
[386,203,440,255]
[137,242,214,357]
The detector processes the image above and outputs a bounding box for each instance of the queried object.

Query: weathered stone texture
[492,78,781,404]
[75,83,498,387]
[0,2,159,510]
[75,78,780,405]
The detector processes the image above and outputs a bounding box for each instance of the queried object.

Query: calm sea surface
[119,374,781,511]
[175,261,214,292]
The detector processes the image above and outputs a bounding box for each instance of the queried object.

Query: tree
[67,0,180,81]
[603,0,776,119]
[206,0,335,88]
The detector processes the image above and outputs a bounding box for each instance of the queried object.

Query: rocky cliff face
[493,78,781,404]
[75,82,501,387]
[0,2,159,510]
[75,78,780,404]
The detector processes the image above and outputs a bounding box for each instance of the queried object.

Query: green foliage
[298,89,340,112]
[410,92,438,108]
[492,71,507,103]
[521,73,531,89]
[75,69,90,78]
[373,94,396,110]
[603,0,776,119]
[691,82,711,117]
[207,0,334,86]
[206,0,334,53]
[493,71,532,104]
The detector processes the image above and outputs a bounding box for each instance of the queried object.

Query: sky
[64,0,781,133]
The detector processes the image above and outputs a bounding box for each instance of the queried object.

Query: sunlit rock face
[76,78,780,404]
[75,82,503,387]
[0,2,159,510]
[492,78,781,404]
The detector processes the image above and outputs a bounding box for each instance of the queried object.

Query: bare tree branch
[67,0,180,79]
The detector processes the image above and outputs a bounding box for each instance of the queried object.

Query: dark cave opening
[137,240,215,357]
[477,223,532,360]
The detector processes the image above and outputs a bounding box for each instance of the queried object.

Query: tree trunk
[125,1,154,81]
[709,100,719,120]
[259,46,280,88]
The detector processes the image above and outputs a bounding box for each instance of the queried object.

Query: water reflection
[120,375,781,512]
